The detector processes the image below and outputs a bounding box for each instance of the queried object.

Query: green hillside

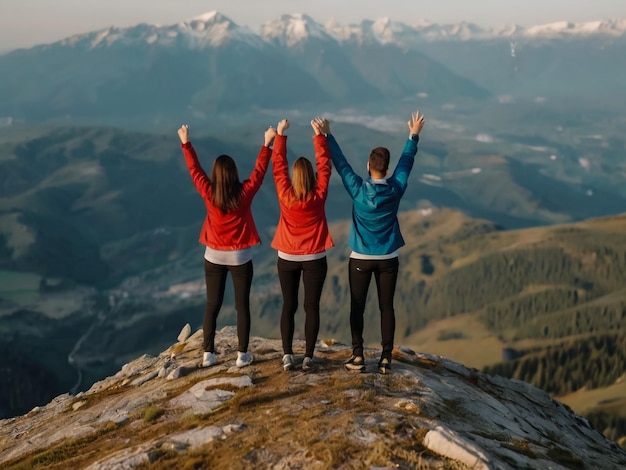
[2,123,626,443]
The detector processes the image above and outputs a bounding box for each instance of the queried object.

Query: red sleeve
[242,144,271,200]
[272,135,293,201]
[181,142,211,198]
[313,135,331,200]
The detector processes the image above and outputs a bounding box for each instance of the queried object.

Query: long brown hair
[211,155,243,213]
[292,157,315,201]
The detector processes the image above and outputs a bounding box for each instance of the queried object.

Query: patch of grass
[5,421,120,469]
[226,386,255,414]
[441,397,465,416]
[437,329,467,341]
[546,445,585,469]
[66,385,128,412]
[502,439,537,459]
[142,405,164,423]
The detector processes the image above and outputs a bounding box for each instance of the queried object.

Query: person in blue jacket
[325,110,425,374]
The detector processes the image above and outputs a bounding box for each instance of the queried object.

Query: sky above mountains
[1,0,625,51]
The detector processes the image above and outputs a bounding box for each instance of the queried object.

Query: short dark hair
[368,147,390,173]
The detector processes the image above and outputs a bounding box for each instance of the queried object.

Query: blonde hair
[292,157,315,201]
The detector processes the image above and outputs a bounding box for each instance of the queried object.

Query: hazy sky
[1,0,625,51]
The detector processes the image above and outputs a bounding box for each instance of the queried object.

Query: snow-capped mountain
[523,18,626,38]
[261,13,336,47]
[42,11,626,53]
[57,11,265,50]
[0,11,624,124]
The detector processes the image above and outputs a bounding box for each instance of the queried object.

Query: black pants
[348,257,399,360]
[277,256,328,358]
[203,259,253,353]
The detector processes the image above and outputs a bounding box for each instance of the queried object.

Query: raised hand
[407,111,425,136]
[177,124,190,144]
[265,125,277,147]
[277,119,289,136]
[311,117,330,136]
[311,117,322,135]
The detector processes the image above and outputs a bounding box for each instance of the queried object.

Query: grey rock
[177,323,192,343]
[1,325,625,469]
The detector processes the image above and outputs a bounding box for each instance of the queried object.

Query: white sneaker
[236,351,253,368]
[202,352,217,367]
[302,356,314,372]
[282,354,294,371]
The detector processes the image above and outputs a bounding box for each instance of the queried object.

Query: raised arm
[390,110,426,190]
[243,125,276,198]
[311,117,331,199]
[326,121,363,199]
[178,124,211,198]
[272,119,292,200]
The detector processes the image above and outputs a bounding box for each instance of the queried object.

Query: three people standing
[178,110,425,373]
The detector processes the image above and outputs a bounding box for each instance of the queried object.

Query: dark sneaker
[378,357,391,375]
[344,355,365,372]
[302,356,314,372]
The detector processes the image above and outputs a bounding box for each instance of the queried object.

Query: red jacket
[270,134,334,255]
[181,142,270,250]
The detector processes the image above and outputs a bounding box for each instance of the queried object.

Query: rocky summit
[1,325,625,469]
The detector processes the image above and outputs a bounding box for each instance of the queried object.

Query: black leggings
[277,256,328,358]
[348,257,399,359]
[203,259,253,353]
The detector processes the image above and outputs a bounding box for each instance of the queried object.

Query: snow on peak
[326,17,416,46]
[57,10,264,49]
[179,11,262,47]
[325,18,365,43]
[261,13,333,46]
[46,13,626,52]
[370,17,406,43]
[193,11,221,23]
[523,18,626,38]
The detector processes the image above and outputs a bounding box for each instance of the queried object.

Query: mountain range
[1,11,625,124]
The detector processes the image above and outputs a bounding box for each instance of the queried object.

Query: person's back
[348,178,407,256]
[326,111,425,374]
[177,123,276,369]
[271,118,333,257]
[270,117,333,372]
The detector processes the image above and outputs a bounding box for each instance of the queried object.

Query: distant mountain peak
[39,12,626,54]
[523,18,626,38]
[261,13,334,46]
[191,10,222,23]
[56,10,264,50]
[178,11,262,47]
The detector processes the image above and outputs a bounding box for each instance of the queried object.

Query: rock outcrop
[1,325,625,469]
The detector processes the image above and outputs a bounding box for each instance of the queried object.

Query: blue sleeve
[389,139,418,194]
[327,134,363,199]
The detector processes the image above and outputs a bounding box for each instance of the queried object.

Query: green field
[0,270,40,309]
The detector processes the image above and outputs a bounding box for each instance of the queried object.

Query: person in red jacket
[177,123,277,368]
[271,117,334,372]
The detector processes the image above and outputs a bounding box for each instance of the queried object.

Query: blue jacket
[327,134,418,255]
